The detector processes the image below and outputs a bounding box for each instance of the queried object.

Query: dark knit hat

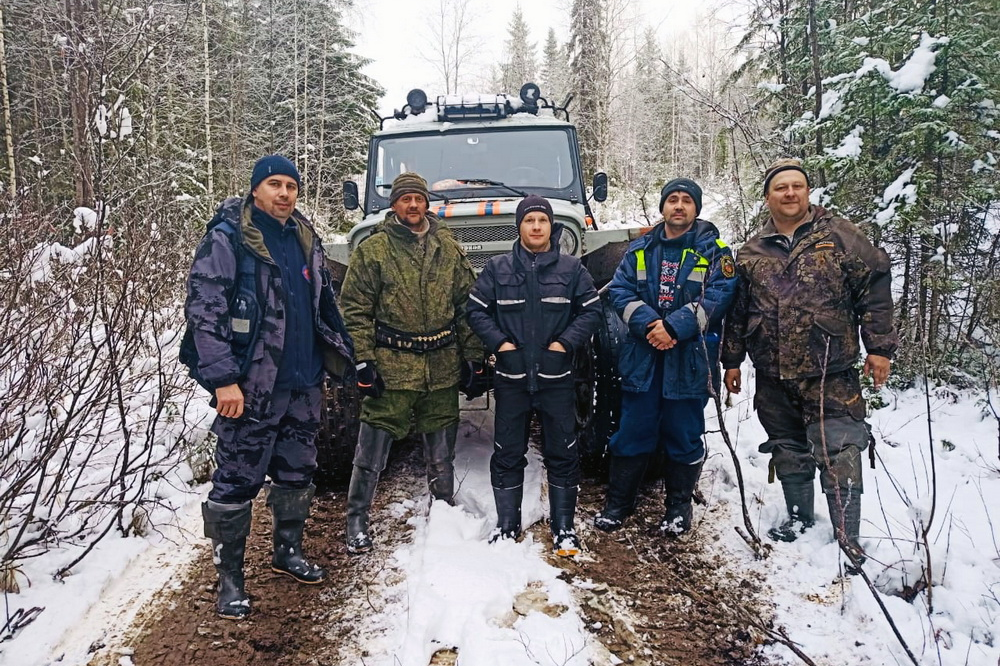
[763,158,811,195]
[389,172,430,205]
[516,195,554,226]
[250,154,301,191]
[659,178,703,217]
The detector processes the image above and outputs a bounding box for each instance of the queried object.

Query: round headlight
[558,228,578,255]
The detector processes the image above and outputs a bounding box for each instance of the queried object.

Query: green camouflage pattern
[359,386,460,441]
[722,206,898,379]
[340,212,483,392]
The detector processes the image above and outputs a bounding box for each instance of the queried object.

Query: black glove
[356,361,385,399]
[460,360,487,400]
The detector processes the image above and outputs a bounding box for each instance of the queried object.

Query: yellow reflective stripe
[635,249,646,280]
[716,238,729,249]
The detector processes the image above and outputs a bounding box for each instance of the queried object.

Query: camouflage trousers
[360,385,460,442]
[209,385,323,504]
[754,369,870,494]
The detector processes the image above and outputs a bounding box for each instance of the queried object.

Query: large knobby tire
[576,292,626,477]
[315,374,361,489]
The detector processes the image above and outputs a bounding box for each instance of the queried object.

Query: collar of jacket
[381,210,441,241]
[637,218,719,252]
[211,195,319,265]
[759,205,830,239]
[512,222,564,270]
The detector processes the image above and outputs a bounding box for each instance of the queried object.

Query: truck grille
[451,226,518,244]
[467,251,507,271]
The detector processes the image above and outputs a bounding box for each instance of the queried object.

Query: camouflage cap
[389,172,430,206]
[763,158,811,195]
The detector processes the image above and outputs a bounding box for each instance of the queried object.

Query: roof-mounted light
[519,82,541,107]
[406,89,428,115]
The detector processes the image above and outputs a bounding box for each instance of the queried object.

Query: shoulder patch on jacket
[720,254,736,279]
[815,241,835,249]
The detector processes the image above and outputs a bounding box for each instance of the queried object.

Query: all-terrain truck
[320,84,644,480]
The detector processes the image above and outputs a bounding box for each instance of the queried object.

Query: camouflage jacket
[185,196,353,416]
[340,212,483,391]
[721,206,898,379]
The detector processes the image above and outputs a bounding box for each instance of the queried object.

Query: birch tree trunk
[0,5,16,199]
[202,0,213,197]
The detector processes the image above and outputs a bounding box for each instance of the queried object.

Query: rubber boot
[267,483,326,584]
[594,453,650,532]
[549,484,581,557]
[422,423,457,503]
[489,485,523,543]
[659,459,704,536]
[202,500,252,620]
[767,480,816,542]
[827,489,865,574]
[346,424,394,555]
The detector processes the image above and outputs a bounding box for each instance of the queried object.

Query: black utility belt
[375,321,456,353]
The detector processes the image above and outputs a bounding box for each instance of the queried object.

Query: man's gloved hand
[356,361,385,399]
[460,360,487,400]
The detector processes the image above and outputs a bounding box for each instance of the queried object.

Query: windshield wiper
[450,178,528,198]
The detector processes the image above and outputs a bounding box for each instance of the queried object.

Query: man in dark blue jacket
[595,179,737,535]
[185,155,353,619]
[467,195,601,556]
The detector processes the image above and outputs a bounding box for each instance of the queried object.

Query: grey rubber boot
[549,484,581,557]
[767,480,816,542]
[594,453,650,532]
[659,459,704,536]
[422,423,457,503]
[267,483,326,584]
[346,423,394,555]
[827,489,865,573]
[489,485,523,543]
[202,500,253,619]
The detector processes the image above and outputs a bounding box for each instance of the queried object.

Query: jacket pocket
[617,337,654,392]
[680,334,720,396]
[809,314,854,370]
[496,272,526,312]
[494,348,527,380]
[538,349,573,381]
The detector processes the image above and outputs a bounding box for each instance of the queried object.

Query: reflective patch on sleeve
[582,295,600,308]
[716,238,729,249]
[469,293,489,308]
[635,249,646,281]
[685,302,709,330]
[623,300,645,324]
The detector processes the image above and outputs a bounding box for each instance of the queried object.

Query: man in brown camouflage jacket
[721,158,898,571]
[340,171,484,554]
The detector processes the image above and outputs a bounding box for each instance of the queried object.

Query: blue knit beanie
[659,178,703,217]
[250,155,301,191]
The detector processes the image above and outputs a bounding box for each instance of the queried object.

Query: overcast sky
[347,0,712,115]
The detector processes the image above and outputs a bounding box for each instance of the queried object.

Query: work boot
[767,480,816,542]
[827,489,865,573]
[659,459,704,536]
[594,453,650,532]
[549,484,581,557]
[202,500,252,620]
[267,483,326,584]
[422,423,457,503]
[345,424,394,555]
[489,485,523,543]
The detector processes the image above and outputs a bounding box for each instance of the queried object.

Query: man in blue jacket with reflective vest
[595,178,737,535]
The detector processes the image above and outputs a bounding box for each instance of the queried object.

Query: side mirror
[592,172,608,203]
[342,180,359,211]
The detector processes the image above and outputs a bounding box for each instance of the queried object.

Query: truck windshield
[370,128,578,205]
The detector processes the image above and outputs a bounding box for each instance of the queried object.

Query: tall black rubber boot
[202,500,252,620]
[827,489,865,574]
[767,480,816,542]
[346,424,394,555]
[594,453,650,532]
[659,459,704,536]
[267,483,326,584]
[489,485,523,543]
[549,484,581,557]
[422,423,457,503]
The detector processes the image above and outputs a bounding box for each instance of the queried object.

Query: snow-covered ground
[5,363,999,666]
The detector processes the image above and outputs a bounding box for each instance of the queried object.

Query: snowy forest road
[96,408,775,666]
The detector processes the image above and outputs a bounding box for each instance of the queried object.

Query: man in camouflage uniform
[722,158,897,569]
[340,171,484,554]
[185,155,354,618]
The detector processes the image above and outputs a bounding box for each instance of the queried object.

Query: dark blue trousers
[609,361,707,464]
[209,385,323,503]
